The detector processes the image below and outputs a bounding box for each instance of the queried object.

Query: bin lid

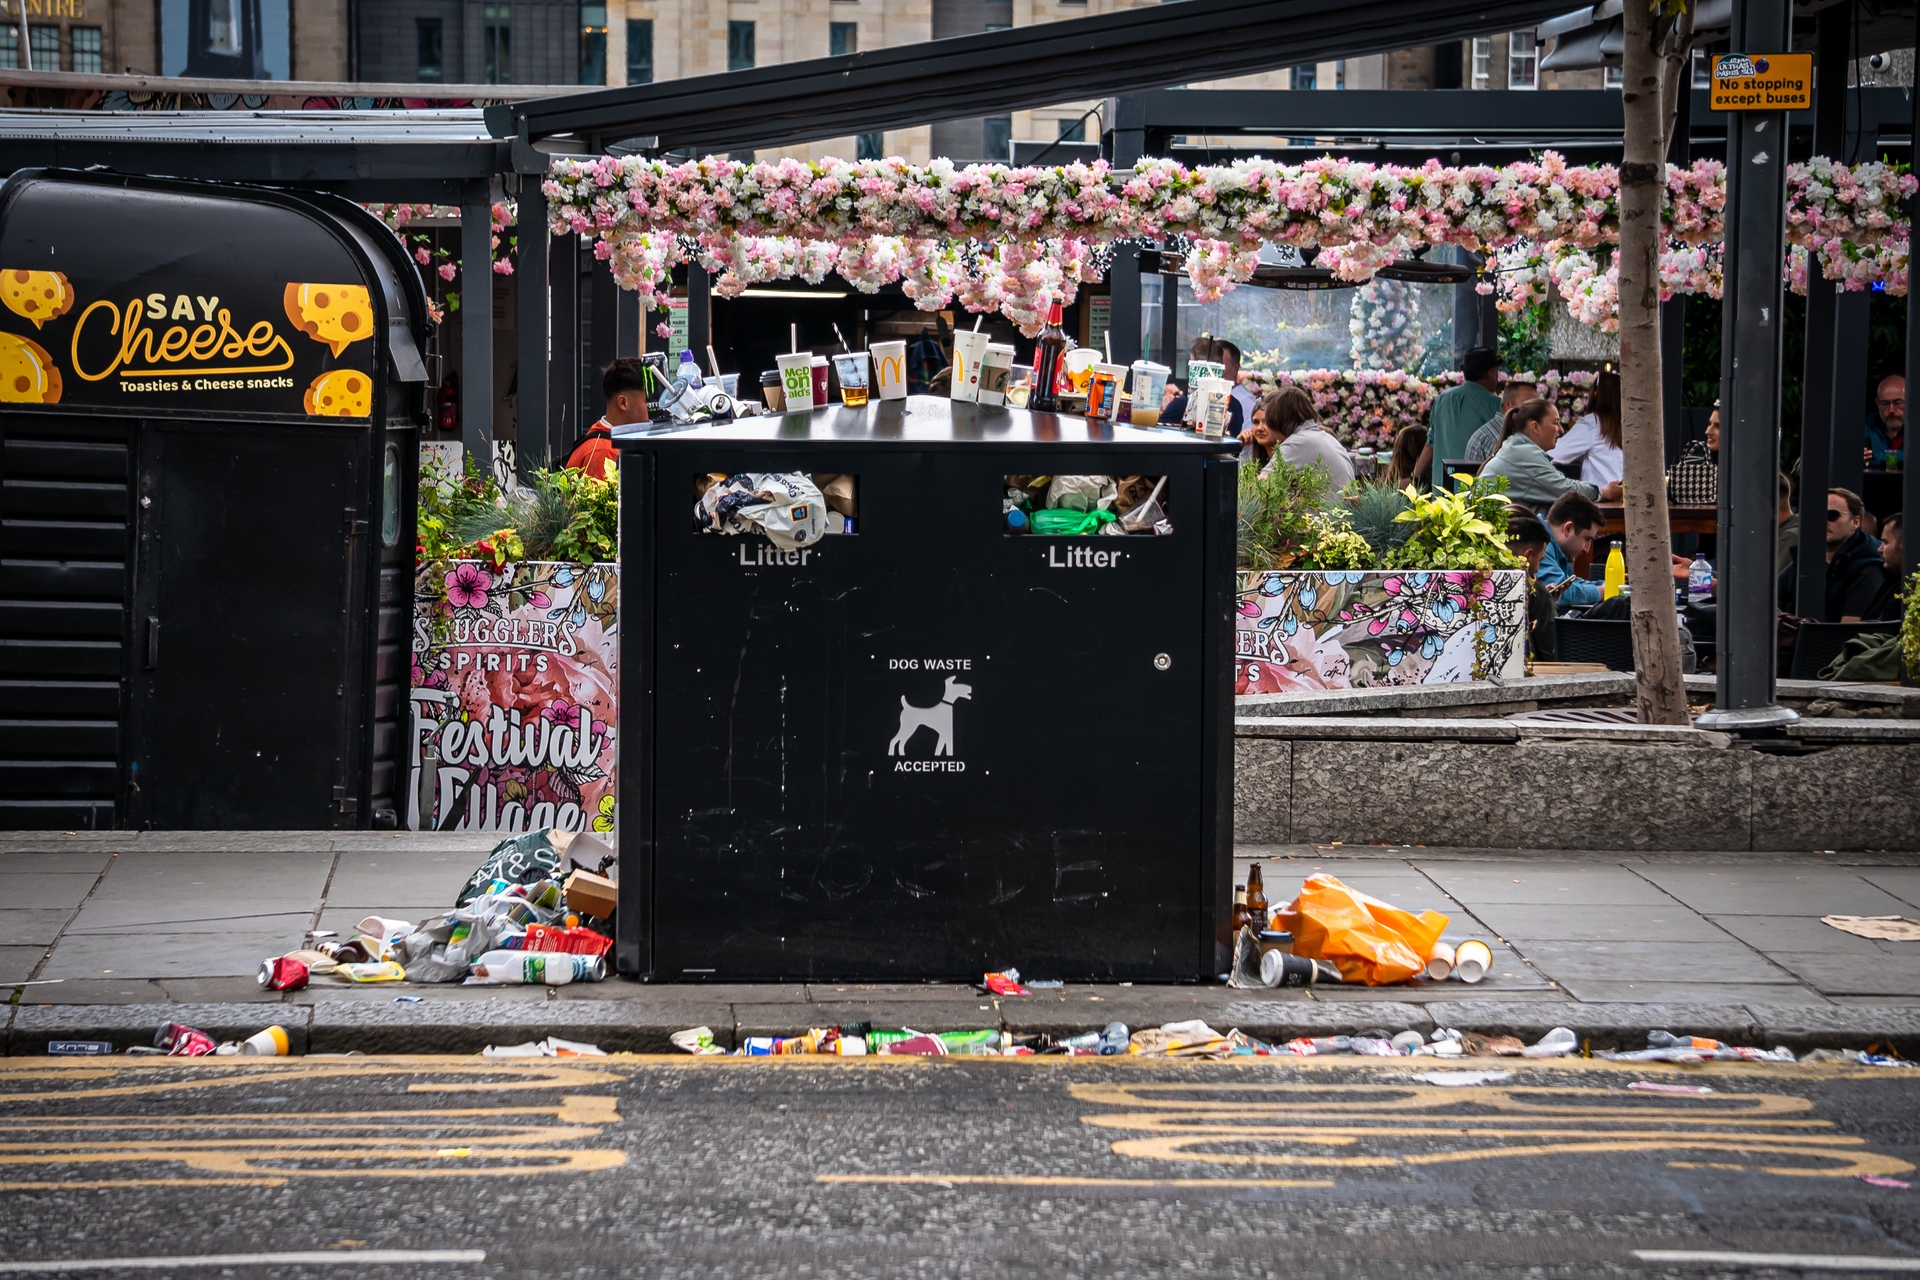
[611,396,1237,454]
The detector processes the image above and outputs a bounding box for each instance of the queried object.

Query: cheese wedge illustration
[0,270,74,329]
[0,330,62,403]
[284,283,374,356]
[304,367,371,417]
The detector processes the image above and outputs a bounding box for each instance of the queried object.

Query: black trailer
[0,169,430,829]
[614,398,1237,982]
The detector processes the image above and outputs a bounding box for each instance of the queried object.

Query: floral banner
[1235,569,1528,693]
[409,559,618,834]
[541,153,1912,333]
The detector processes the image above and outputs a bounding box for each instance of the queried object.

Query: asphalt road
[1,1055,1918,1278]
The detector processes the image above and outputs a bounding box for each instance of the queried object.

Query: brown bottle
[1246,864,1269,931]
[1231,885,1249,933]
[1029,302,1068,412]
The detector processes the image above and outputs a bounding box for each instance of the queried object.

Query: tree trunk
[1617,0,1692,725]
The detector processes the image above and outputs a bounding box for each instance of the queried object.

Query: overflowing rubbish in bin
[693,472,858,544]
[1001,474,1171,537]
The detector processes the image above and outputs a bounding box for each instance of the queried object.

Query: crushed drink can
[154,1021,216,1057]
[257,955,310,992]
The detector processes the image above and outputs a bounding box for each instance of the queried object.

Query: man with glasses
[1865,375,1905,469]
[1779,488,1888,623]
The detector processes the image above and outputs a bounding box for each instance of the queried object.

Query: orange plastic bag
[1284,873,1449,986]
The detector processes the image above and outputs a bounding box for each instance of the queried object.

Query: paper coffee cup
[1197,376,1232,439]
[1454,939,1493,984]
[1260,949,1322,988]
[776,353,814,410]
[951,329,989,402]
[1062,347,1099,397]
[241,1025,290,1056]
[1425,941,1456,981]
[810,355,830,407]
[978,343,1016,405]
[869,340,908,400]
[1130,360,1169,425]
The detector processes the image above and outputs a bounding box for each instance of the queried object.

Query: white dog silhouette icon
[887,676,972,757]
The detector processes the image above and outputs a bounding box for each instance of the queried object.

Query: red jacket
[567,420,617,480]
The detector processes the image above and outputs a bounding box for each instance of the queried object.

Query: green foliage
[1345,481,1414,562]
[1237,458,1334,569]
[419,453,619,568]
[1498,301,1553,376]
[1386,474,1527,571]
[1298,517,1377,570]
[1904,571,1920,681]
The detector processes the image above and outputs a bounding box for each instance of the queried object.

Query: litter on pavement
[1822,915,1920,942]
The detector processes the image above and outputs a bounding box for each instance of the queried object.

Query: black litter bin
[614,396,1238,981]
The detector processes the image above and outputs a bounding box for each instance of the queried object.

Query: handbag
[1666,440,1717,505]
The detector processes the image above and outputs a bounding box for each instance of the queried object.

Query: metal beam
[489,0,1602,152]
[1908,3,1920,599]
[460,178,495,473]
[1107,123,1147,367]
[1699,0,1797,733]
[516,181,550,468]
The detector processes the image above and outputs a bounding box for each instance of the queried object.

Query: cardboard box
[564,868,619,920]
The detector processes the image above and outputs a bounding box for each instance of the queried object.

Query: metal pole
[1107,122,1146,366]
[1794,2,1851,622]
[515,181,549,467]
[1906,3,1920,591]
[686,264,709,361]
[1660,84,1695,468]
[16,0,30,71]
[460,179,495,472]
[1697,0,1797,731]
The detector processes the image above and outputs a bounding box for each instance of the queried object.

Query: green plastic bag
[1030,507,1117,536]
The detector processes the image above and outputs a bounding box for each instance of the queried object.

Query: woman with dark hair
[1259,386,1355,487]
[1481,397,1624,513]
[1385,425,1429,489]
[1240,397,1280,470]
[1551,370,1624,486]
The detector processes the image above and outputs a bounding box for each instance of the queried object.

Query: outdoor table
[610,396,1238,981]
[1574,504,1717,577]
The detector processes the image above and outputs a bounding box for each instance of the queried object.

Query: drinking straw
[832,323,850,352]
[1104,329,1112,362]
[706,345,720,378]
[973,315,983,331]
[790,323,798,354]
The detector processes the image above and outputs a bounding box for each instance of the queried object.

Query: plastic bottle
[471,950,604,985]
[1687,553,1713,604]
[1602,544,1626,600]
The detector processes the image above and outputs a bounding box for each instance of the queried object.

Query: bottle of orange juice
[1602,545,1626,600]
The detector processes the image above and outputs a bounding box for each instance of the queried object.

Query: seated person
[1506,511,1559,662]
[1385,425,1428,489]
[1775,470,1798,577]
[1778,487,1888,623]
[1462,379,1537,467]
[1666,403,1718,505]
[1534,490,1605,612]
[1481,398,1625,513]
[1261,386,1355,488]
[1868,512,1905,620]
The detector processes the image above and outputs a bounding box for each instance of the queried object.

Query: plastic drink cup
[978,343,1016,405]
[832,351,870,407]
[240,1025,291,1057]
[718,372,739,399]
[776,353,814,410]
[1129,361,1169,425]
[951,329,990,402]
[810,355,830,407]
[1197,376,1232,439]
[1454,939,1492,984]
[1188,358,1225,384]
[869,340,908,400]
[1088,362,1127,418]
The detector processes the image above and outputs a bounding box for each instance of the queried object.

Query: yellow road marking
[817,1173,1333,1189]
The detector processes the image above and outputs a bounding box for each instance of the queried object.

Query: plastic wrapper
[1283,873,1449,986]
[695,473,828,549]
[1044,474,1117,512]
[1030,508,1117,536]
[457,831,563,908]
[1119,476,1170,534]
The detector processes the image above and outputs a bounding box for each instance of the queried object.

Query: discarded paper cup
[951,329,990,402]
[1197,376,1233,439]
[1260,949,1321,988]
[809,355,830,407]
[978,343,1016,405]
[1062,347,1100,396]
[1425,941,1456,982]
[832,350,870,407]
[240,1025,291,1057]
[760,370,784,411]
[1129,360,1170,425]
[1454,939,1493,984]
[356,915,413,942]
[776,353,814,410]
[869,340,908,400]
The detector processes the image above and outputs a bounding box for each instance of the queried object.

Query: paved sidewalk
[4,833,1920,1054]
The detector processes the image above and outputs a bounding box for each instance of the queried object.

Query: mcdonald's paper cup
[240,1025,291,1057]
[1454,939,1493,984]
[978,343,1016,405]
[951,329,990,402]
[776,353,815,410]
[869,340,908,400]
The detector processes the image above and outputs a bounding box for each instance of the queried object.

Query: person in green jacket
[1481,397,1624,513]
[1424,347,1505,482]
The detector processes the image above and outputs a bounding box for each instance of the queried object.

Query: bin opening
[694,472,858,540]
[1003,475,1171,537]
